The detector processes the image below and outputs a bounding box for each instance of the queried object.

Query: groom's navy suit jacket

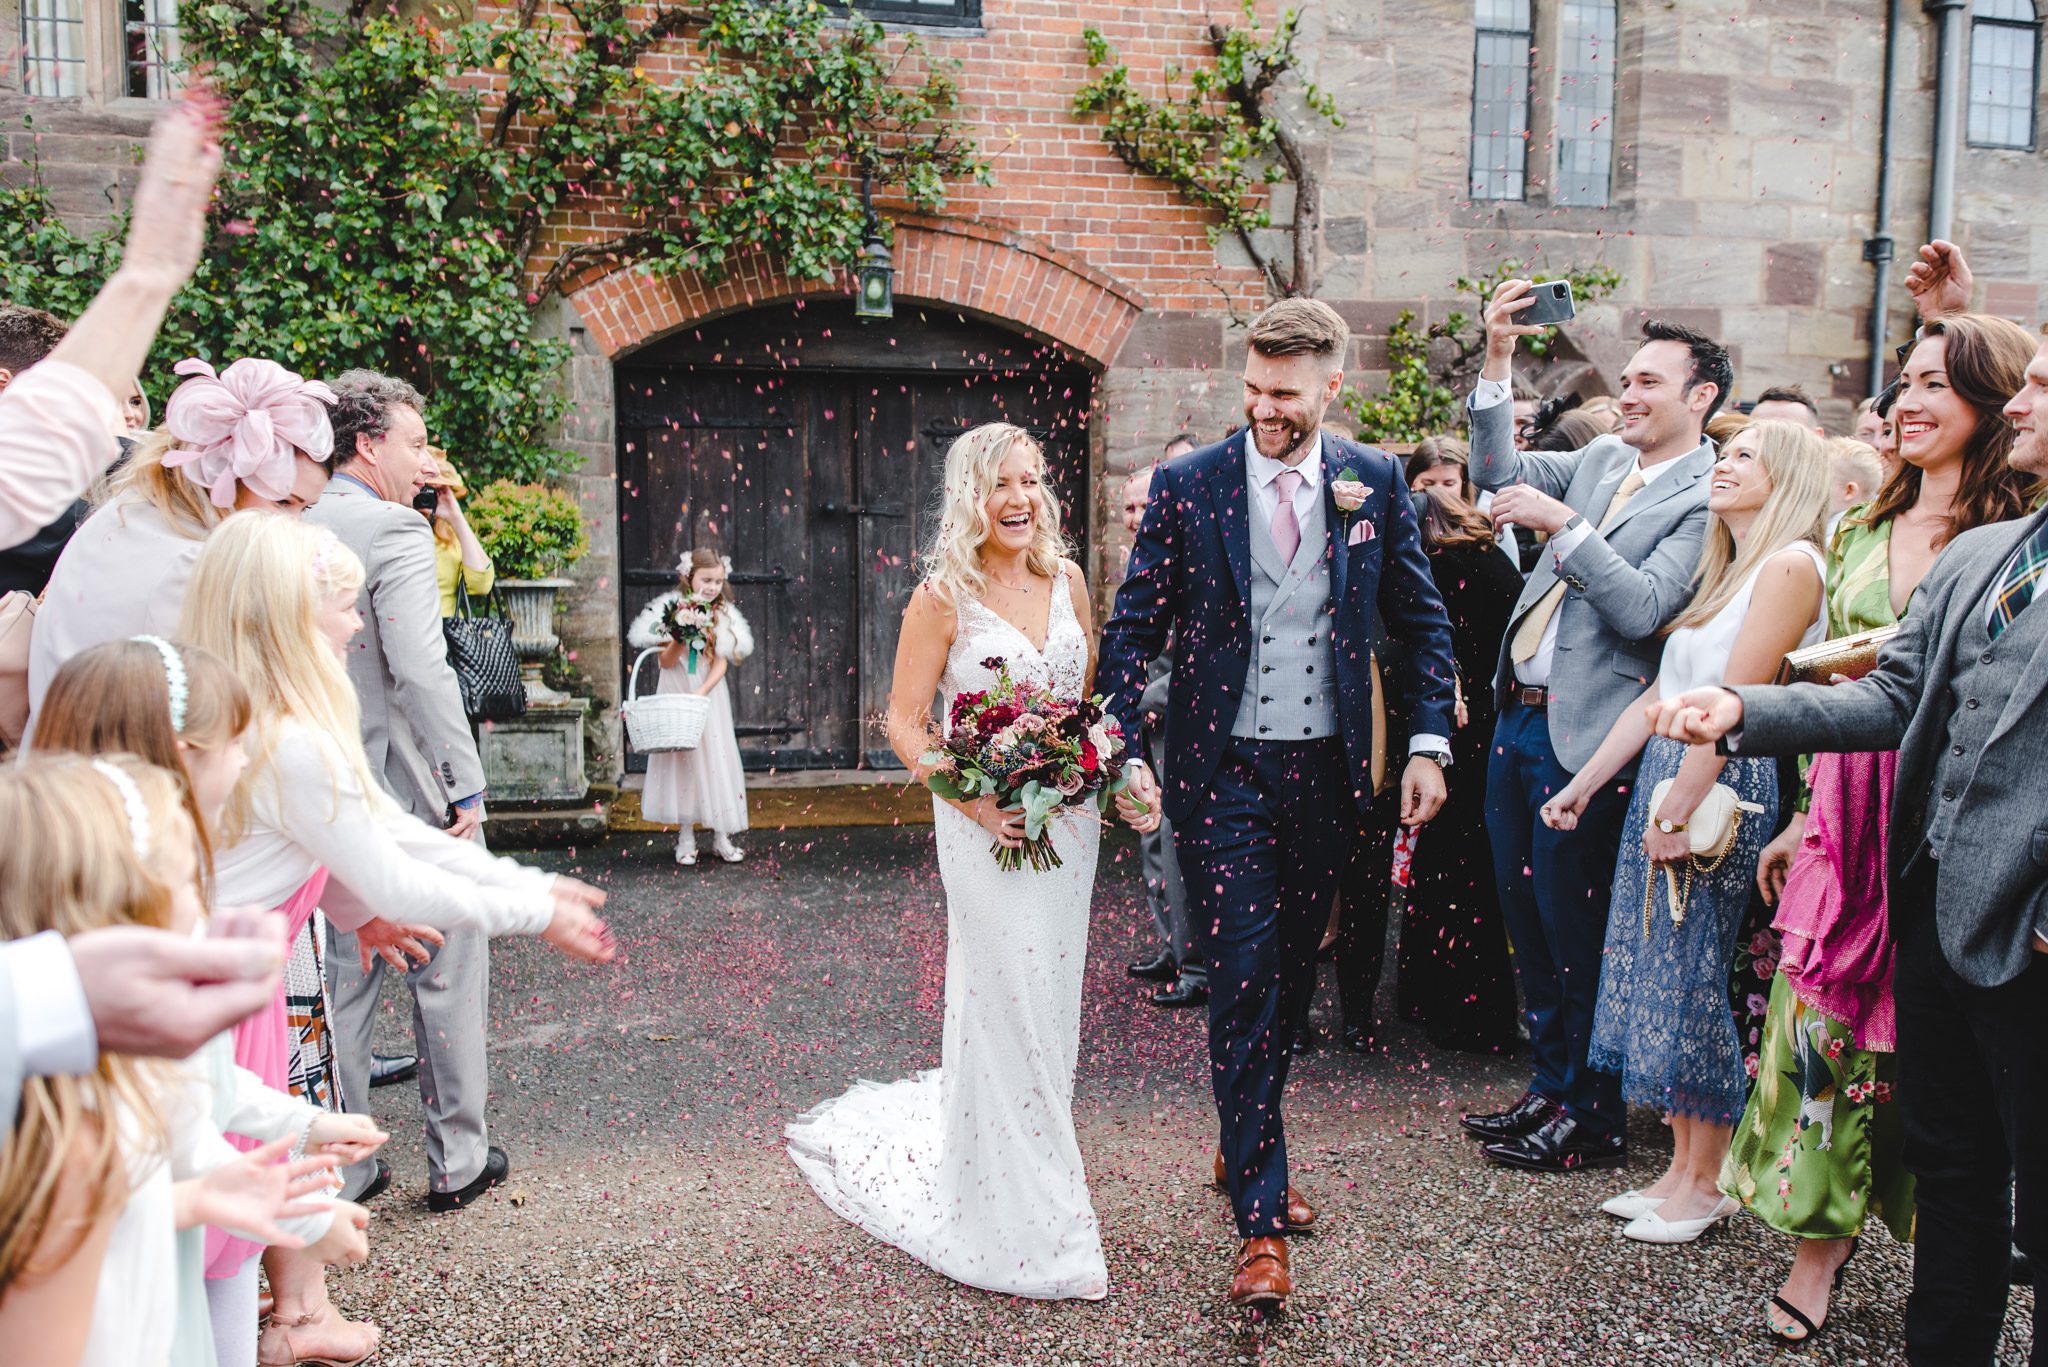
[1099,429,1458,826]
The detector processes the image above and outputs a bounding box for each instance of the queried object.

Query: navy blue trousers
[1176,736,1350,1238]
[1483,700,1629,1140]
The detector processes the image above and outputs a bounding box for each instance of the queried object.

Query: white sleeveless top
[1658,541,1829,697]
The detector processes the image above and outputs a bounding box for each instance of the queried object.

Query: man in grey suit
[1651,338,2048,1363]
[1119,443,1207,1008]
[309,370,506,1213]
[1460,289,1730,1173]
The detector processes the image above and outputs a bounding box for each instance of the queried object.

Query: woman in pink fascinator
[25,356,339,735]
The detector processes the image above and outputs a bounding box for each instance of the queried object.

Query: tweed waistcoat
[1231,482,1339,740]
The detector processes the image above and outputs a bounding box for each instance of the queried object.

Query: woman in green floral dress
[1721,316,2036,1342]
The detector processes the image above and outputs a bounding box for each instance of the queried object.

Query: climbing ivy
[0,0,987,483]
[1345,260,1624,445]
[1074,1,1342,298]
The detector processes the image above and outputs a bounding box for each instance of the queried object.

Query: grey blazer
[1732,510,2048,988]
[1469,396,1714,770]
[306,478,485,820]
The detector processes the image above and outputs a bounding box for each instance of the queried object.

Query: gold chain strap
[1640,809,1746,936]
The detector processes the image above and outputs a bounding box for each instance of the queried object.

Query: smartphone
[1521,279,1576,326]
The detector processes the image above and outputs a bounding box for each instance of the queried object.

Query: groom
[1101,297,1457,1309]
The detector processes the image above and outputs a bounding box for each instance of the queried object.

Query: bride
[786,421,1151,1300]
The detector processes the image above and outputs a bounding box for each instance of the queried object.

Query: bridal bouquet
[920,657,1133,872]
[660,592,717,671]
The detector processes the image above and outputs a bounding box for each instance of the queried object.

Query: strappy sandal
[1766,1236,1859,1345]
[257,1306,381,1367]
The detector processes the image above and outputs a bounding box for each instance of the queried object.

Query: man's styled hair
[328,369,425,463]
[1246,298,1350,366]
[0,305,69,376]
[1163,431,1200,454]
[1640,319,1734,421]
[1754,384,1821,424]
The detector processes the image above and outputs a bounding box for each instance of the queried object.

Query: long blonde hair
[177,513,384,842]
[1667,419,1831,633]
[103,427,224,538]
[921,423,1070,608]
[0,755,191,1288]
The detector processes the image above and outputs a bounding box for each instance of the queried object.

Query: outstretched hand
[180,1136,338,1246]
[1643,686,1744,744]
[1904,240,1973,322]
[120,79,227,291]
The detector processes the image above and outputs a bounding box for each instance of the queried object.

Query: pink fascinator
[162,358,338,508]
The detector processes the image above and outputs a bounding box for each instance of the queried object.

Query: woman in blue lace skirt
[1542,421,1831,1245]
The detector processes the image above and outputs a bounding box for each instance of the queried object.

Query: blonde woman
[27,356,337,728]
[178,513,613,1366]
[1542,420,1833,1244]
[787,422,1126,1301]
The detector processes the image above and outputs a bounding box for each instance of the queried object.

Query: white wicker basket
[621,647,710,753]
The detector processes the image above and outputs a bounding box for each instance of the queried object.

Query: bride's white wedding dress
[786,568,1108,1300]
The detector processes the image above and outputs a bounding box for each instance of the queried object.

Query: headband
[676,553,735,577]
[132,635,188,733]
[91,760,152,860]
[162,358,338,509]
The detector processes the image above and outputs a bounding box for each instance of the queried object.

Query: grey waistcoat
[1231,483,1340,740]
[1924,585,2048,856]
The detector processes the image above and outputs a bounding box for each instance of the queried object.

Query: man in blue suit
[1100,297,1457,1310]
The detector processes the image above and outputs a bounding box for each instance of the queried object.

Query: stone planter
[497,577,576,706]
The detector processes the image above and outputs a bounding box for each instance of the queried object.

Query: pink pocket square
[1346,520,1375,546]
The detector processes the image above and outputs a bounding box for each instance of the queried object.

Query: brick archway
[565,216,1145,368]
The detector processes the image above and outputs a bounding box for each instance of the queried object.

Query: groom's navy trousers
[1176,734,1351,1239]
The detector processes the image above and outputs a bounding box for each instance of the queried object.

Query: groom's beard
[1251,418,1316,462]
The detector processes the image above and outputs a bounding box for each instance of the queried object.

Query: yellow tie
[1509,467,1647,664]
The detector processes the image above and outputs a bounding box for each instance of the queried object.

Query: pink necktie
[1271,468,1303,565]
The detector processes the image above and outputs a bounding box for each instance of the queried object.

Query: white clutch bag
[1643,778,1763,932]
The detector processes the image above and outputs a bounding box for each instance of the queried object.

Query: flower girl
[627,549,753,864]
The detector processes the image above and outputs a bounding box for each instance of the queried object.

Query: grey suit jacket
[306,478,485,821]
[1469,395,1714,770]
[1733,510,2048,988]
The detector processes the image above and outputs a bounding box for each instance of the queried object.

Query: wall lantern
[854,167,894,321]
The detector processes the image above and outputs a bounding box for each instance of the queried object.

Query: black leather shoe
[1127,949,1178,982]
[1288,1025,1326,1056]
[426,1146,509,1213]
[1152,977,1209,1007]
[370,1052,418,1088]
[354,1158,392,1205]
[1458,1090,1559,1142]
[1482,1111,1626,1172]
[1340,1025,1383,1055]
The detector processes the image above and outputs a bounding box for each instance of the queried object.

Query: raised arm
[1467,279,1581,497]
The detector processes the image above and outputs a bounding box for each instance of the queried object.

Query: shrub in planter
[468,482,590,581]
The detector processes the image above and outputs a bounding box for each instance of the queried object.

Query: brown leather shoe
[1213,1152,1317,1231]
[1229,1236,1291,1309]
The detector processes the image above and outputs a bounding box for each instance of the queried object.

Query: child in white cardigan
[627,549,754,864]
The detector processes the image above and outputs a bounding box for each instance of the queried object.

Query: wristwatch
[1654,815,1688,834]
[1560,513,1587,535]
[1415,748,1453,768]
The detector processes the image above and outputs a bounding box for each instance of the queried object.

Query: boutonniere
[1331,466,1373,545]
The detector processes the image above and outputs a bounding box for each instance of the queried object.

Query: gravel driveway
[335,826,2034,1365]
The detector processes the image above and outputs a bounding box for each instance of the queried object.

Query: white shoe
[1600,1189,1666,1221]
[675,835,698,866]
[1623,1196,1737,1244]
[710,834,744,864]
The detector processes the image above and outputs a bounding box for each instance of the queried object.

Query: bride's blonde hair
[921,423,1070,607]
[177,512,387,842]
[1667,419,1831,633]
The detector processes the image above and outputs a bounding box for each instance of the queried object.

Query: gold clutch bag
[1774,625,1899,687]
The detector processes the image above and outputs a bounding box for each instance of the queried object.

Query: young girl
[628,548,753,865]
[177,513,613,1365]
[0,755,341,1367]
[1542,420,1833,1246]
[33,638,385,1367]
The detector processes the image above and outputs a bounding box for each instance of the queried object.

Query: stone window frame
[1469,0,1536,202]
[7,0,182,105]
[1551,0,1617,207]
[838,0,981,29]
[1968,0,2041,151]
[1467,1,1640,224]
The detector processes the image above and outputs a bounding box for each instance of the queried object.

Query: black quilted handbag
[444,580,527,723]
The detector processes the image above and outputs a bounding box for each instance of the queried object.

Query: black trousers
[1893,865,2046,1364]
[1176,736,1351,1239]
